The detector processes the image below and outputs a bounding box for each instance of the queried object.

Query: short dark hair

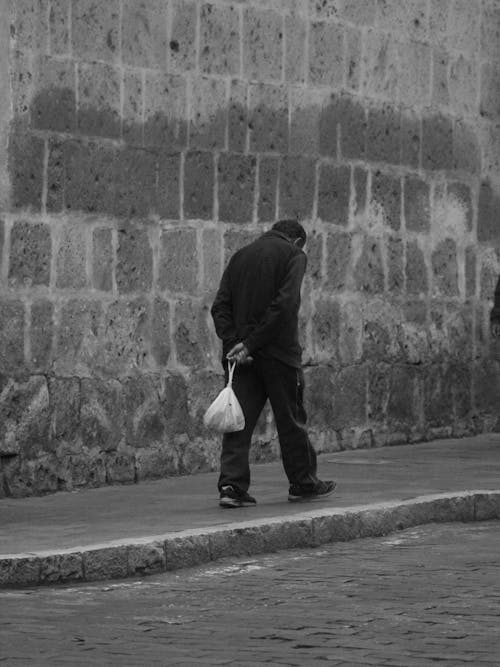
[272,219,306,247]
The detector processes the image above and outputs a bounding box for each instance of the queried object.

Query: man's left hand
[227,342,253,364]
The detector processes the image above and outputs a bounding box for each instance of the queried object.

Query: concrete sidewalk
[1,434,500,587]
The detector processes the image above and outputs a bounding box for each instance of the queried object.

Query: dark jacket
[491,276,500,324]
[211,230,307,368]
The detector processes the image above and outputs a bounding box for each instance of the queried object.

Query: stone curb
[1,490,499,588]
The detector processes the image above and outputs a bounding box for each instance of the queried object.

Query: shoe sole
[287,482,337,503]
[219,498,256,508]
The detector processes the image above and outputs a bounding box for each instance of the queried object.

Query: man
[491,275,500,338]
[211,219,336,508]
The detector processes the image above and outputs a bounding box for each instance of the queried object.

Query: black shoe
[288,480,336,503]
[219,485,257,508]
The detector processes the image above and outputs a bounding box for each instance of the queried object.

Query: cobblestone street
[1,521,499,666]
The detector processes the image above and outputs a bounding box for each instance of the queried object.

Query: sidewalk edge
[1,490,499,588]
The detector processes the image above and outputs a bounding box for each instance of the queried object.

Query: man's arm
[211,265,238,347]
[490,275,500,337]
[243,252,307,354]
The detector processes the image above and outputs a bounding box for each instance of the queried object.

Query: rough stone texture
[0,0,499,495]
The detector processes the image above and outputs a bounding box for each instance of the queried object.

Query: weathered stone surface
[317,164,350,225]
[159,227,198,294]
[122,0,167,68]
[49,0,70,55]
[31,56,76,133]
[30,299,54,371]
[361,30,399,101]
[248,83,288,153]
[311,298,340,361]
[372,171,401,231]
[0,376,50,458]
[189,76,226,150]
[202,228,222,295]
[285,14,306,83]
[199,2,240,76]
[453,120,481,175]
[481,63,500,122]
[128,542,166,576]
[56,224,87,289]
[401,109,420,169]
[0,300,25,375]
[325,231,351,291]
[477,179,500,242]
[387,237,404,294]
[354,237,384,294]
[39,553,84,584]
[422,114,453,171]
[157,153,181,220]
[228,79,247,153]
[48,376,81,448]
[309,21,343,88]
[218,153,256,223]
[116,227,153,293]
[243,7,283,81]
[170,0,197,73]
[331,365,367,431]
[101,298,150,374]
[481,1,500,63]
[9,130,44,211]
[12,0,49,52]
[9,221,51,287]
[183,151,214,220]
[406,240,428,296]
[92,228,113,292]
[290,90,321,155]
[345,25,362,92]
[77,61,121,139]
[258,156,278,222]
[144,72,187,149]
[174,298,213,368]
[165,535,211,570]
[367,104,401,165]
[404,176,430,232]
[387,365,420,428]
[279,155,316,220]
[432,239,459,297]
[84,546,128,581]
[72,0,119,62]
[0,557,40,587]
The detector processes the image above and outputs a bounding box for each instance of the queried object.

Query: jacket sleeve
[490,275,500,322]
[243,252,307,354]
[211,264,238,346]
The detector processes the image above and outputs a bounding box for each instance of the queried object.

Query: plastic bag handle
[227,360,236,387]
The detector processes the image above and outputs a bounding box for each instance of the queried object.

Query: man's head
[272,219,306,249]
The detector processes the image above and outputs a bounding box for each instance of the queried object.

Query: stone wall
[0,0,499,496]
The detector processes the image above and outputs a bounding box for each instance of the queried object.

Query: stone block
[331,365,367,430]
[387,236,404,294]
[56,298,101,373]
[8,130,44,211]
[325,231,351,291]
[46,138,64,212]
[77,62,121,139]
[258,156,278,222]
[159,227,198,293]
[481,1,500,63]
[72,0,119,62]
[366,104,401,165]
[353,167,368,214]
[152,297,171,367]
[318,95,338,157]
[202,229,222,295]
[199,2,240,76]
[121,375,165,449]
[0,220,3,277]
[309,21,343,88]
[106,452,136,483]
[84,546,128,581]
[475,493,500,521]
[157,153,181,220]
[0,557,40,587]
[465,246,476,298]
[290,89,324,156]
[309,0,339,20]
[378,0,427,41]
[474,357,500,414]
[401,109,421,169]
[31,56,76,133]
[480,63,500,121]
[248,83,288,153]
[339,95,368,159]
[361,29,399,101]
[371,171,401,231]
[48,376,81,445]
[278,155,316,221]
[0,300,25,375]
[49,0,70,55]
[228,80,248,153]
[174,298,212,368]
[447,0,482,56]
[13,0,49,52]
[189,76,226,150]
[317,163,350,225]
[404,176,430,232]
[363,319,392,361]
[432,47,450,107]
[0,376,50,457]
[387,365,419,427]
[110,147,159,218]
[218,153,256,223]
[339,0,376,25]
[165,535,211,570]
[453,120,481,175]
[354,237,384,294]
[30,299,54,370]
[116,227,153,294]
[92,228,113,292]
[285,14,306,83]
[170,0,197,72]
[122,0,167,68]
[368,363,389,421]
[80,377,125,452]
[243,7,283,81]
[449,55,478,118]
[311,297,340,361]
[39,553,84,584]
[477,180,500,242]
[448,181,472,230]
[183,151,214,220]
[122,69,143,145]
[422,113,453,171]
[406,240,428,296]
[345,25,362,92]
[398,40,431,108]
[128,542,166,577]
[56,224,87,289]
[423,364,453,426]
[143,71,187,150]
[338,299,363,364]
[432,238,459,296]
[9,221,51,287]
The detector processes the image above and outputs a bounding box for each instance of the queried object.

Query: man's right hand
[226,342,253,364]
[491,322,500,338]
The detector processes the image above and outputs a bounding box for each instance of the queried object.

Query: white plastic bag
[203,362,245,433]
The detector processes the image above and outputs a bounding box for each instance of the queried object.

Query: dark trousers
[218,357,319,493]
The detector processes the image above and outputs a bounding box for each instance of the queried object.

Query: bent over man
[211,219,336,508]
